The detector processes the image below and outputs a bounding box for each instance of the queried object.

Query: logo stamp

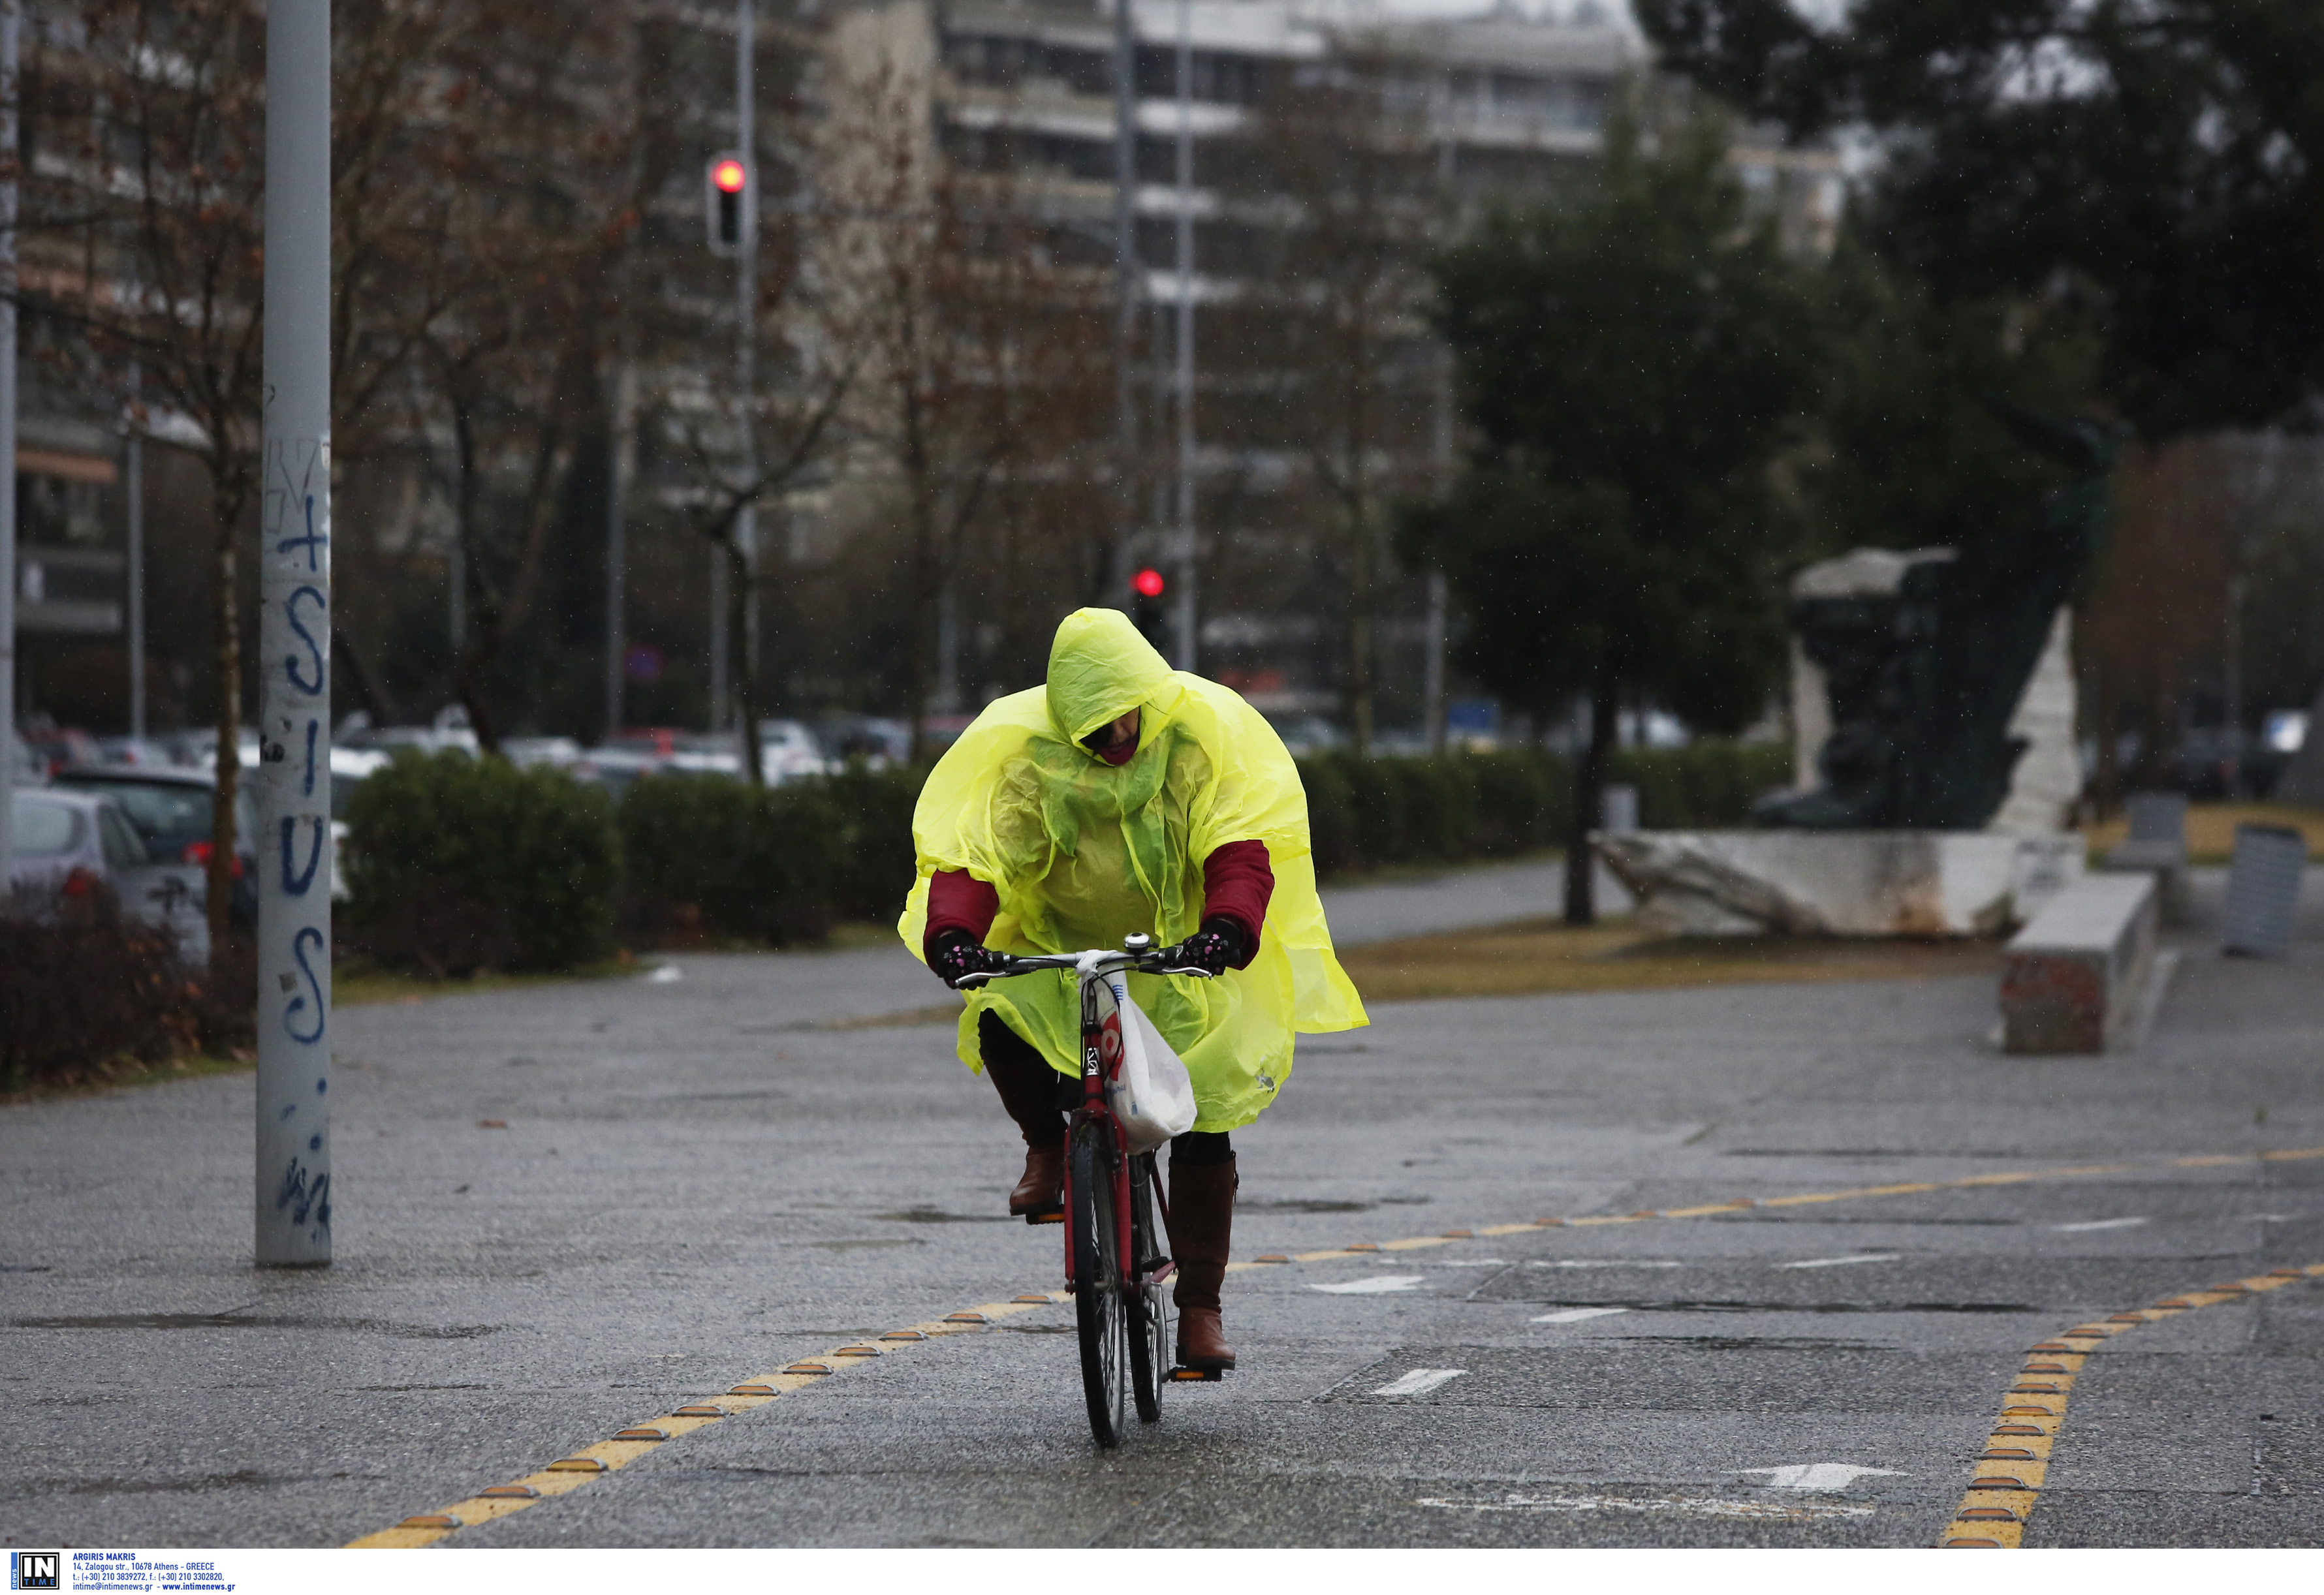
[10,1553,61,1592]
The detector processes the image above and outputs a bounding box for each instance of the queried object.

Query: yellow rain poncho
[898,608,1368,1131]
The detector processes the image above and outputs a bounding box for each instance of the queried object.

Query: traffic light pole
[0,0,18,890]
[1170,0,1197,673]
[1110,0,1138,606]
[734,0,758,736]
[255,0,334,1267]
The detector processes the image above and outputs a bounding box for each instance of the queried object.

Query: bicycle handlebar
[951,944,1216,988]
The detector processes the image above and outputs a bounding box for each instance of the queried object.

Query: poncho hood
[1046,608,1176,746]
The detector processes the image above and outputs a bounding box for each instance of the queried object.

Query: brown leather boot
[1166,1157,1237,1370]
[982,1023,1066,1220]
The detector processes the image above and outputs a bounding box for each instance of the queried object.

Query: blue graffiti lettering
[302,719,318,797]
[285,585,327,694]
[276,493,328,572]
[279,816,326,896]
[283,926,326,1044]
[275,1158,331,1231]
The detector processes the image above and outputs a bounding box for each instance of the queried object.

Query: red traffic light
[1133,567,1166,598]
[711,157,748,194]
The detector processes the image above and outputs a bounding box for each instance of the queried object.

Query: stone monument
[1599,412,2120,937]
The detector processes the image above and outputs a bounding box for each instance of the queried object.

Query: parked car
[757,719,832,783]
[19,722,101,777]
[8,786,210,959]
[52,764,259,927]
[816,715,912,767]
[10,728,44,786]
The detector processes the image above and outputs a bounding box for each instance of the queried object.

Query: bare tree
[1242,48,1439,757]
[813,22,1110,757]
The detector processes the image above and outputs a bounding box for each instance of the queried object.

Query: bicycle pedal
[1022,1209,1064,1226]
[1167,1366,1225,1382]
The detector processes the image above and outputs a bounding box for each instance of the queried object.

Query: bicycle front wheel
[1127,1153,1167,1424]
[1070,1121,1128,1448]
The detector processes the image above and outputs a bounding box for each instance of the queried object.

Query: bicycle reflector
[705,153,750,255]
[1133,567,1167,598]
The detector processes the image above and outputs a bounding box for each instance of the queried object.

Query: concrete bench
[2000,873,2158,1054]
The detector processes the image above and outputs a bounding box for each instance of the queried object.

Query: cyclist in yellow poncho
[900,608,1367,1370]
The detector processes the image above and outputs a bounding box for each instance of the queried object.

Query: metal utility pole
[125,364,145,741]
[734,0,759,732]
[0,0,18,889]
[255,0,334,1267]
[1170,0,1197,672]
[1110,0,1139,603]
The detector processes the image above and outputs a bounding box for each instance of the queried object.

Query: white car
[9,786,210,961]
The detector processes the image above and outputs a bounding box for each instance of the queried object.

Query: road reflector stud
[1980,1449,2035,1461]
[943,1312,990,1325]
[2209,1284,2250,1293]
[1992,1425,2045,1436]
[833,1345,881,1357]
[879,1331,928,1341]
[548,1457,607,1472]
[729,1383,777,1396]
[1957,1508,2018,1522]
[1254,1254,1290,1263]
[1969,1477,2027,1491]
[671,1405,725,1417]
[1013,1293,1052,1303]
[1441,1230,1474,1239]
[613,1427,670,1442]
[2062,1329,2106,1339]
[2107,1313,2146,1323]
[2268,1268,2303,1278]
[784,1361,834,1375]
[2156,1299,2195,1309]
[1629,1209,1660,1219]
[2023,1362,2070,1373]
[1532,1217,1567,1227]
[2010,1384,2062,1395]
[479,1485,539,1500]
[399,1515,460,1529]
[2002,1406,2056,1417]
[2030,1341,2075,1352]
[1345,1243,1381,1253]
[1944,1538,2003,1547]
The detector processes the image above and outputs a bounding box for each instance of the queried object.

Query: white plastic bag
[1099,974,1198,1154]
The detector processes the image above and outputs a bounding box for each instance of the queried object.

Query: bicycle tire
[1127,1154,1166,1424]
[1070,1121,1127,1448]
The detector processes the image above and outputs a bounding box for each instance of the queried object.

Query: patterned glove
[930,931,1009,989]
[1160,918,1245,977]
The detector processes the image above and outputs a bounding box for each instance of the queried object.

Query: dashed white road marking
[2052,1216,2148,1231]
[1527,1258,1683,1269]
[1417,1493,1873,1521]
[1781,1253,1902,1269]
[1531,1306,1631,1324]
[1740,1463,1904,1492]
[645,964,683,985]
[1311,1275,1426,1294]
[1372,1368,1468,1397]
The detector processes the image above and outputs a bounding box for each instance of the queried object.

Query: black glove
[1160,918,1246,978]
[930,930,1009,989]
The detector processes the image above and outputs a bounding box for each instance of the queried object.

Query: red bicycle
[958,933,1215,1446]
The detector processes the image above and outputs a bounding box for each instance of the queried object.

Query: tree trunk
[1563,674,1620,927]
[726,534,766,788]
[204,459,253,966]
[1345,504,1375,760]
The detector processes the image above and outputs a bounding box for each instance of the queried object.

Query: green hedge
[343,751,621,974]
[1295,741,1787,876]
[341,741,1791,971]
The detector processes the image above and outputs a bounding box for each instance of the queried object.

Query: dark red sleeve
[1200,840,1273,970]
[924,870,999,961]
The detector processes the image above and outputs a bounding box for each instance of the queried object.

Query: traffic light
[1131,568,1169,650]
[705,153,750,256]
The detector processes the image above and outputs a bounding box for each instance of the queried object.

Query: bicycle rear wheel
[1070,1121,1127,1448]
[1127,1153,1167,1423]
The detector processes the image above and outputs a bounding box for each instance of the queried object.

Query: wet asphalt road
[3,864,2321,1549]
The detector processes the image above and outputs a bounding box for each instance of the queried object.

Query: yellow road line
[348,1141,2324,1547]
[1936,1262,2324,1547]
